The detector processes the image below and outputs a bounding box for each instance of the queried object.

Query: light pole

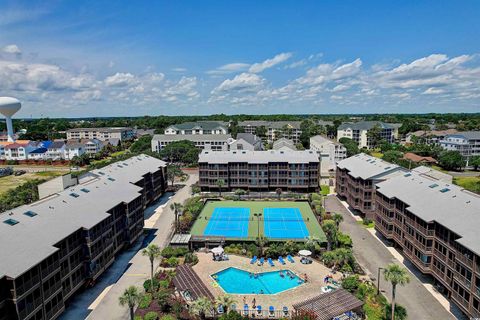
[377,267,385,296]
[253,213,262,240]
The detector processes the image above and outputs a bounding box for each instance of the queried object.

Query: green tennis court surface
[190,201,326,242]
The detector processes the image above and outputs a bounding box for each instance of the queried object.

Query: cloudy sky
[1,0,479,118]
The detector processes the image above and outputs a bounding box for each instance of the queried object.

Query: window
[69,193,80,198]
[80,188,90,193]
[23,211,37,217]
[3,218,19,226]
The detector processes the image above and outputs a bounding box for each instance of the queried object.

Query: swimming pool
[212,267,304,294]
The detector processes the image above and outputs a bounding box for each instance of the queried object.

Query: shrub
[144,311,159,320]
[161,246,189,258]
[337,232,353,248]
[134,316,143,320]
[219,311,249,320]
[160,315,176,320]
[138,293,152,309]
[166,257,179,267]
[311,193,322,201]
[184,252,199,265]
[144,279,160,292]
[341,275,360,293]
[355,282,375,301]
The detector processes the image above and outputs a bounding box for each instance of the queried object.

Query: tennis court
[263,207,309,239]
[203,207,250,238]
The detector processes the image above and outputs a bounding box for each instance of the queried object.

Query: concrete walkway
[77,173,198,320]
[324,195,457,320]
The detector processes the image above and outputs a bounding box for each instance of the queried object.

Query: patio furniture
[283,306,289,316]
[269,306,275,318]
[258,257,264,266]
[268,258,275,267]
[243,304,249,316]
[217,304,224,314]
[257,305,262,315]
[250,256,258,264]
[287,255,295,263]
[278,256,286,265]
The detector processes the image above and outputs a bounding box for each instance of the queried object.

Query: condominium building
[310,135,347,176]
[440,131,480,163]
[228,133,263,151]
[337,121,399,149]
[198,150,319,192]
[336,154,405,219]
[374,173,480,319]
[151,134,232,152]
[164,121,228,135]
[272,138,297,151]
[238,121,303,143]
[0,155,167,320]
[405,129,458,145]
[66,127,134,141]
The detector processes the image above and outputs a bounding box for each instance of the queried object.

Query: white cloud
[423,87,445,95]
[2,44,21,55]
[172,67,187,72]
[73,90,101,101]
[213,73,265,93]
[207,63,250,75]
[249,52,292,73]
[104,72,138,87]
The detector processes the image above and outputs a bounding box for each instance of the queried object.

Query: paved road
[325,195,456,320]
[83,173,198,320]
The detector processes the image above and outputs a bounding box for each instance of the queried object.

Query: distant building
[151,134,232,152]
[199,149,319,192]
[66,127,134,141]
[64,141,86,160]
[229,133,263,151]
[439,131,480,163]
[46,141,66,160]
[0,155,167,320]
[3,141,37,161]
[164,121,228,135]
[238,121,303,143]
[336,154,406,219]
[405,129,458,145]
[134,128,155,137]
[272,138,297,151]
[337,121,399,149]
[310,135,347,176]
[403,152,437,165]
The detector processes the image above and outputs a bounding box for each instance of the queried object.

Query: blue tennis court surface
[203,207,250,238]
[263,208,309,239]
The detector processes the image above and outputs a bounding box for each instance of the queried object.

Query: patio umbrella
[211,246,224,255]
[298,249,312,256]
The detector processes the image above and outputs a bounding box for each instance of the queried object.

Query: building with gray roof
[272,137,297,151]
[229,133,263,151]
[151,134,232,152]
[0,154,167,320]
[337,121,399,149]
[164,121,228,135]
[66,127,134,141]
[238,120,303,143]
[439,131,480,163]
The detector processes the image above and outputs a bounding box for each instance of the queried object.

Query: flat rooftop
[336,153,403,180]
[152,134,232,142]
[376,172,480,255]
[198,149,319,164]
[0,154,166,279]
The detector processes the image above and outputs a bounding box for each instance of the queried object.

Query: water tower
[0,97,21,142]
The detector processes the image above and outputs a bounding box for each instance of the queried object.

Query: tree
[256,235,268,256]
[366,124,385,149]
[130,135,153,153]
[322,220,337,251]
[167,165,183,186]
[382,150,403,164]
[142,244,162,293]
[339,137,359,157]
[385,303,407,320]
[118,286,143,320]
[216,179,225,197]
[332,213,343,228]
[159,140,199,164]
[255,125,267,138]
[191,297,213,320]
[234,188,246,200]
[469,155,480,170]
[170,202,183,232]
[384,264,410,320]
[275,188,282,200]
[216,295,236,314]
[438,151,465,171]
[341,275,360,293]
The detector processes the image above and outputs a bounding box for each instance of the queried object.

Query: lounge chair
[287,255,295,263]
[231,304,237,312]
[258,257,264,266]
[217,305,224,314]
[243,304,249,316]
[283,306,289,316]
[257,305,262,315]
[278,256,286,265]
[250,256,258,264]
[269,306,275,318]
[268,258,275,267]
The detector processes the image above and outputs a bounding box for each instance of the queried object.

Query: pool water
[212,267,304,294]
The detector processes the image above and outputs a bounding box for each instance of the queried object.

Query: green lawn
[0,171,68,195]
[453,176,480,194]
[320,185,330,196]
[190,200,326,242]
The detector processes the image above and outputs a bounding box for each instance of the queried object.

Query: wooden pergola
[173,264,215,301]
[292,289,364,320]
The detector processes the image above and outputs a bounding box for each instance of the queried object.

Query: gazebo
[292,289,364,320]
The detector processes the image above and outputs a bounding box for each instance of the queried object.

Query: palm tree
[191,297,213,320]
[256,235,267,256]
[385,303,407,320]
[216,294,236,314]
[170,202,183,232]
[275,188,282,200]
[332,213,344,228]
[216,179,225,197]
[142,244,162,293]
[384,264,410,320]
[118,286,143,320]
[322,219,337,251]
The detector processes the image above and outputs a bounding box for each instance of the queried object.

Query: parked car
[14,170,27,176]
[0,167,13,177]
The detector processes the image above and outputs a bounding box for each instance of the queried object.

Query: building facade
[198,150,320,192]
[335,154,405,219]
[0,155,167,320]
[310,135,347,176]
[228,133,263,151]
[66,127,134,141]
[374,173,480,319]
[440,131,480,163]
[337,121,399,149]
[151,134,232,152]
[238,121,303,143]
[164,121,228,135]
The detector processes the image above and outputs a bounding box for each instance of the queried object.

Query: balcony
[451,291,470,312]
[454,274,472,289]
[456,253,474,268]
[14,275,41,297]
[18,296,42,320]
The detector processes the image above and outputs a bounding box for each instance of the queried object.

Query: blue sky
[0,0,479,117]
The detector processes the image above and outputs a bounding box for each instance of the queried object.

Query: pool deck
[193,252,342,310]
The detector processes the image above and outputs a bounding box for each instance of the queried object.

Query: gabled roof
[48,141,65,149]
[444,131,480,140]
[272,138,297,151]
[338,121,397,131]
[235,133,262,147]
[30,148,48,154]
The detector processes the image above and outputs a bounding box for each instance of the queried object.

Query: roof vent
[404,173,412,177]
[108,177,116,181]
[80,188,90,193]
[429,184,439,188]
